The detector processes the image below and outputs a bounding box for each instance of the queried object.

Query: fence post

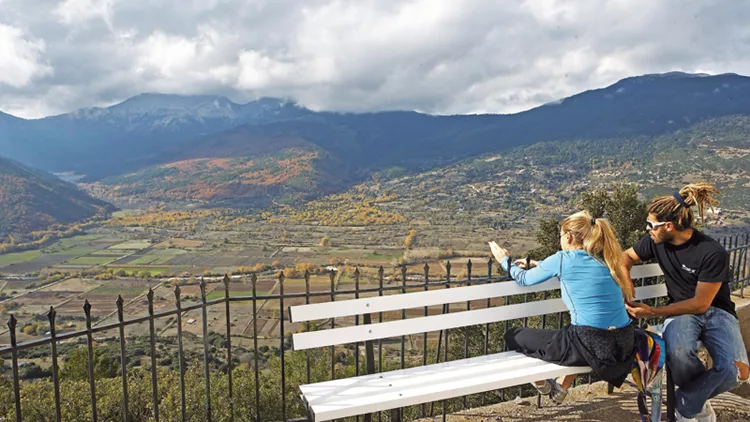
[251,274,261,422]
[464,260,472,409]
[442,261,451,421]
[47,307,62,422]
[116,295,130,422]
[421,263,430,418]
[199,279,213,422]
[483,258,492,405]
[363,269,375,421]
[174,286,187,422]
[223,275,234,422]
[279,271,287,422]
[84,300,98,422]
[8,314,22,422]
[354,268,361,379]
[305,270,312,385]
[147,289,160,422]
[330,269,336,383]
[378,266,384,422]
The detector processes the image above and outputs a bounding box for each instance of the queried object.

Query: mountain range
[2,71,750,208]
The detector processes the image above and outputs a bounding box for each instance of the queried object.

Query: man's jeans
[663,306,749,418]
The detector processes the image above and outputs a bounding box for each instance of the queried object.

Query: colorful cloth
[631,329,667,422]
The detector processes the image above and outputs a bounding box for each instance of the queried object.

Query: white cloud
[135,32,200,77]
[54,0,115,28]
[0,24,52,88]
[2,0,750,118]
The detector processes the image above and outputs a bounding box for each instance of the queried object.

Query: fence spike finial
[8,313,17,330]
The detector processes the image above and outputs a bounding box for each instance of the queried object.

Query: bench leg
[607,383,614,395]
[666,366,676,422]
[391,408,401,422]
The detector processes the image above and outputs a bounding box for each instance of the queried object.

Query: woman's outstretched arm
[500,252,562,286]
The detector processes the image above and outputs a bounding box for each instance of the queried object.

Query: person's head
[646,183,720,244]
[561,210,632,300]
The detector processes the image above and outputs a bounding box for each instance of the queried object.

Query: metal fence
[0,231,748,422]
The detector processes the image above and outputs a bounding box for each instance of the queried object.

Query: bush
[20,363,51,380]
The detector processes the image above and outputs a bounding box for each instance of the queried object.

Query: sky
[1,0,750,119]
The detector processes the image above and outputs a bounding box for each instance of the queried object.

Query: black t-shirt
[633,230,736,318]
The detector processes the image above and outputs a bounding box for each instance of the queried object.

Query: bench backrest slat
[290,263,663,323]
[292,283,667,350]
[290,278,561,323]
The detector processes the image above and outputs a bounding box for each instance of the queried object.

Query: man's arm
[621,248,640,299]
[627,281,721,318]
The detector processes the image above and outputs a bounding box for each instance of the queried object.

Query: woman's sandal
[548,379,568,404]
[531,379,552,396]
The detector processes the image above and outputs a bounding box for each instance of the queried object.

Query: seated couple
[488,183,749,422]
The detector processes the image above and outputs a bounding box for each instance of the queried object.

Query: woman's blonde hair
[561,210,633,301]
[648,183,720,230]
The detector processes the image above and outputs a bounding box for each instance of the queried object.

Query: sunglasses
[646,221,668,231]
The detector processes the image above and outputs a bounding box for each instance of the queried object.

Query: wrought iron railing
[0,232,748,422]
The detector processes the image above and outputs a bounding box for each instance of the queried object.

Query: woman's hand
[514,258,538,269]
[488,241,510,264]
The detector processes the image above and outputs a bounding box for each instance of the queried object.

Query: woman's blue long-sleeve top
[500,249,630,330]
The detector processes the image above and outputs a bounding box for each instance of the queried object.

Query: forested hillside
[0,157,115,242]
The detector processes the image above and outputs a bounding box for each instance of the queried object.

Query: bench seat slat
[290,263,663,323]
[300,351,591,421]
[292,283,667,350]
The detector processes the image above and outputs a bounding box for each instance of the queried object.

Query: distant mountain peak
[109,93,239,115]
[63,93,307,122]
[0,111,22,121]
[642,71,711,78]
[611,71,747,87]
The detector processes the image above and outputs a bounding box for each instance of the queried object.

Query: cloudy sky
[1,0,749,119]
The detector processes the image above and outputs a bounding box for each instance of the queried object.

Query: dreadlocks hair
[561,210,633,301]
[648,183,720,230]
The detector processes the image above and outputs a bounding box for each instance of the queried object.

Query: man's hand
[625,301,657,318]
[488,241,509,264]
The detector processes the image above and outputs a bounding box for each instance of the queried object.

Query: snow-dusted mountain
[2,72,750,182]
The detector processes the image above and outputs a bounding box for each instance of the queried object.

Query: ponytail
[562,211,633,301]
[648,183,720,230]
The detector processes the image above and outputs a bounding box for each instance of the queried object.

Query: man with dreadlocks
[622,183,749,422]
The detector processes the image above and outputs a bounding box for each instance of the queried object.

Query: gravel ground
[414,378,750,422]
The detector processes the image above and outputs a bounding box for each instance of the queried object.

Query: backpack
[632,329,667,422]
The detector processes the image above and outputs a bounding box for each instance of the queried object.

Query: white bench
[290,263,668,421]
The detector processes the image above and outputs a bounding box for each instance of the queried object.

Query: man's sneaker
[548,379,568,404]
[696,401,717,422]
[675,409,698,422]
[531,379,552,395]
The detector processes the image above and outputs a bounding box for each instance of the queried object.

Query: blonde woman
[489,210,634,403]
